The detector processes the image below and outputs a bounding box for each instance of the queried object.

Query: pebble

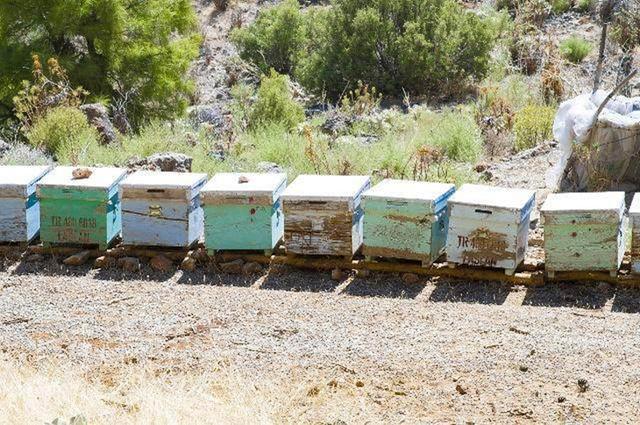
[117,257,140,272]
[94,255,116,269]
[63,250,92,266]
[242,261,263,275]
[355,268,370,278]
[220,258,244,273]
[150,255,173,272]
[331,268,343,281]
[181,256,197,271]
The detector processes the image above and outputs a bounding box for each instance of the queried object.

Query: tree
[0,0,200,129]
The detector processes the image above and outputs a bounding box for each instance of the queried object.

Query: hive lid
[0,165,53,197]
[630,193,640,215]
[282,175,371,203]
[363,179,455,204]
[201,172,287,201]
[542,191,625,215]
[120,171,208,200]
[38,166,126,191]
[449,184,535,211]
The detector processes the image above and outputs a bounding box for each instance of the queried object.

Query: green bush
[560,36,592,63]
[27,107,99,158]
[513,104,555,151]
[550,0,571,14]
[575,0,593,13]
[234,0,496,100]
[428,111,483,162]
[249,70,305,130]
[231,0,306,75]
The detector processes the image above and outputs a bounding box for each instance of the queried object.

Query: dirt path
[1,258,639,423]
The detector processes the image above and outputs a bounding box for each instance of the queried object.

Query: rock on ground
[126,152,193,172]
[80,103,118,144]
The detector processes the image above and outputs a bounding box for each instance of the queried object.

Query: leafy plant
[513,104,555,151]
[575,0,593,13]
[249,70,305,130]
[0,0,200,129]
[550,0,572,14]
[27,107,99,159]
[560,36,592,63]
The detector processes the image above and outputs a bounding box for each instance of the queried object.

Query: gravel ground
[1,257,640,423]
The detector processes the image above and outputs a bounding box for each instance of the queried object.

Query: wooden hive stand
[281,174,371,259]
[37,166,127,250]
[120,171,208,248]
[361,179,455,267]
[445,184,536,276]
[201,172,287,256]
[0,165,52,244]
[541,191,626,279]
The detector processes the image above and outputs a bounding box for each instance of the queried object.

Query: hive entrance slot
[146,189,165,193]
[474,208,493,215]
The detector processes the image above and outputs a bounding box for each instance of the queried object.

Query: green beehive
[362,179,455,266]
[37,166,127,249]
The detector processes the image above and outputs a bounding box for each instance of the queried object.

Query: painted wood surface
[120,172,207,247]
[446,185,535,273]
[361,180,455,265]
[37,167,125,248]
[630,193,640,274]
[282,175,370,256]
[542,192,627,274]
[202,173,287,251]
[0,165,52,242]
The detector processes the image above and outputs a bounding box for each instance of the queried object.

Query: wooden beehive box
[120,171,207,248]
[630,194,640,274]
[362,179,455,266]
[0,165,53,243]
[445,184,535,275]
[282,175,371,257]
[201,172,287,253]
[37,166,127,249]
[542,191,626,278]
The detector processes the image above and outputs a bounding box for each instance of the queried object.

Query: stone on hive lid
[37,166,126,191]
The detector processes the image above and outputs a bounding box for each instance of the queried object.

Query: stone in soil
[181,256,197,272]
[94,255,116,269]
[127,152,193,172]
[63,250,92,266]
[117,257,140,272]
[80,103,118,144]
[242,261,263,275]
[355,268,370,278]
[401,273,419,284]
[331,268,344,281]
[150,255,173,272]
[220,259,244,273]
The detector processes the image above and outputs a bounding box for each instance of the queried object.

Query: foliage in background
[249,70,305,130]
[27,107,98,161]
[0,0,200,129]
[559,36,592,63]
[513,104,555,151]
[234,0,496,100]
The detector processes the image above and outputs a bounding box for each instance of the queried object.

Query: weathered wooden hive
[120,171,207,248]
[542,191,626,278]
[282,175,371,257]
[0,165,53,243]
[201,172,287,253]
[362,179,455,266]
[630,194,640,274]
[445,184,535,275]
[37,166,127,249]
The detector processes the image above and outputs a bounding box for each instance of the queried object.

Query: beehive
[282,175,371,257]
[120,171,207,248]
[630,194,640,274]
[542,191,626,278]
[445,184,535,275]
[201,172,287,253]
[37,166,127,249]
[362,179,455,266]
[0,165,53,243]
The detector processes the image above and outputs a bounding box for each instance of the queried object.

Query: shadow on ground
[344,275,426,299]
[523,282,614,310]
[260,265,341,293]
[12,258,93,278]
[429,279,511,305]
[611,286,640,313]
[176,267,257,287]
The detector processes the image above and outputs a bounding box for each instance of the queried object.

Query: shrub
[550,0,571,14]
[231,0,306,75]
[513,104,555,151]
[428,111,483,162]
[575,0,593,13]
[560,36,592,63]
[27,107,99,157]
[249,70,305,130]
[234,0,495,100]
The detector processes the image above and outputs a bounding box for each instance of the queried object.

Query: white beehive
[0,165,53,242]
[120,171,208,247]
[445,184,535,275]
[281,174,371,257]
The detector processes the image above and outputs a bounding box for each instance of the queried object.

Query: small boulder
[331,268,344,281]
[242,261,263,275]
[63,250,92,266]
[150,255,173,272]
[256,161,284,174]
[355,268,370,278]
[80,103,118,144]
[117,256,140,272]
[220,258,244,273]
[72,167,92,180]
[94,255,116,268]
[145,152,193,172]
[401,273,420,284]
[181,256,197,271]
